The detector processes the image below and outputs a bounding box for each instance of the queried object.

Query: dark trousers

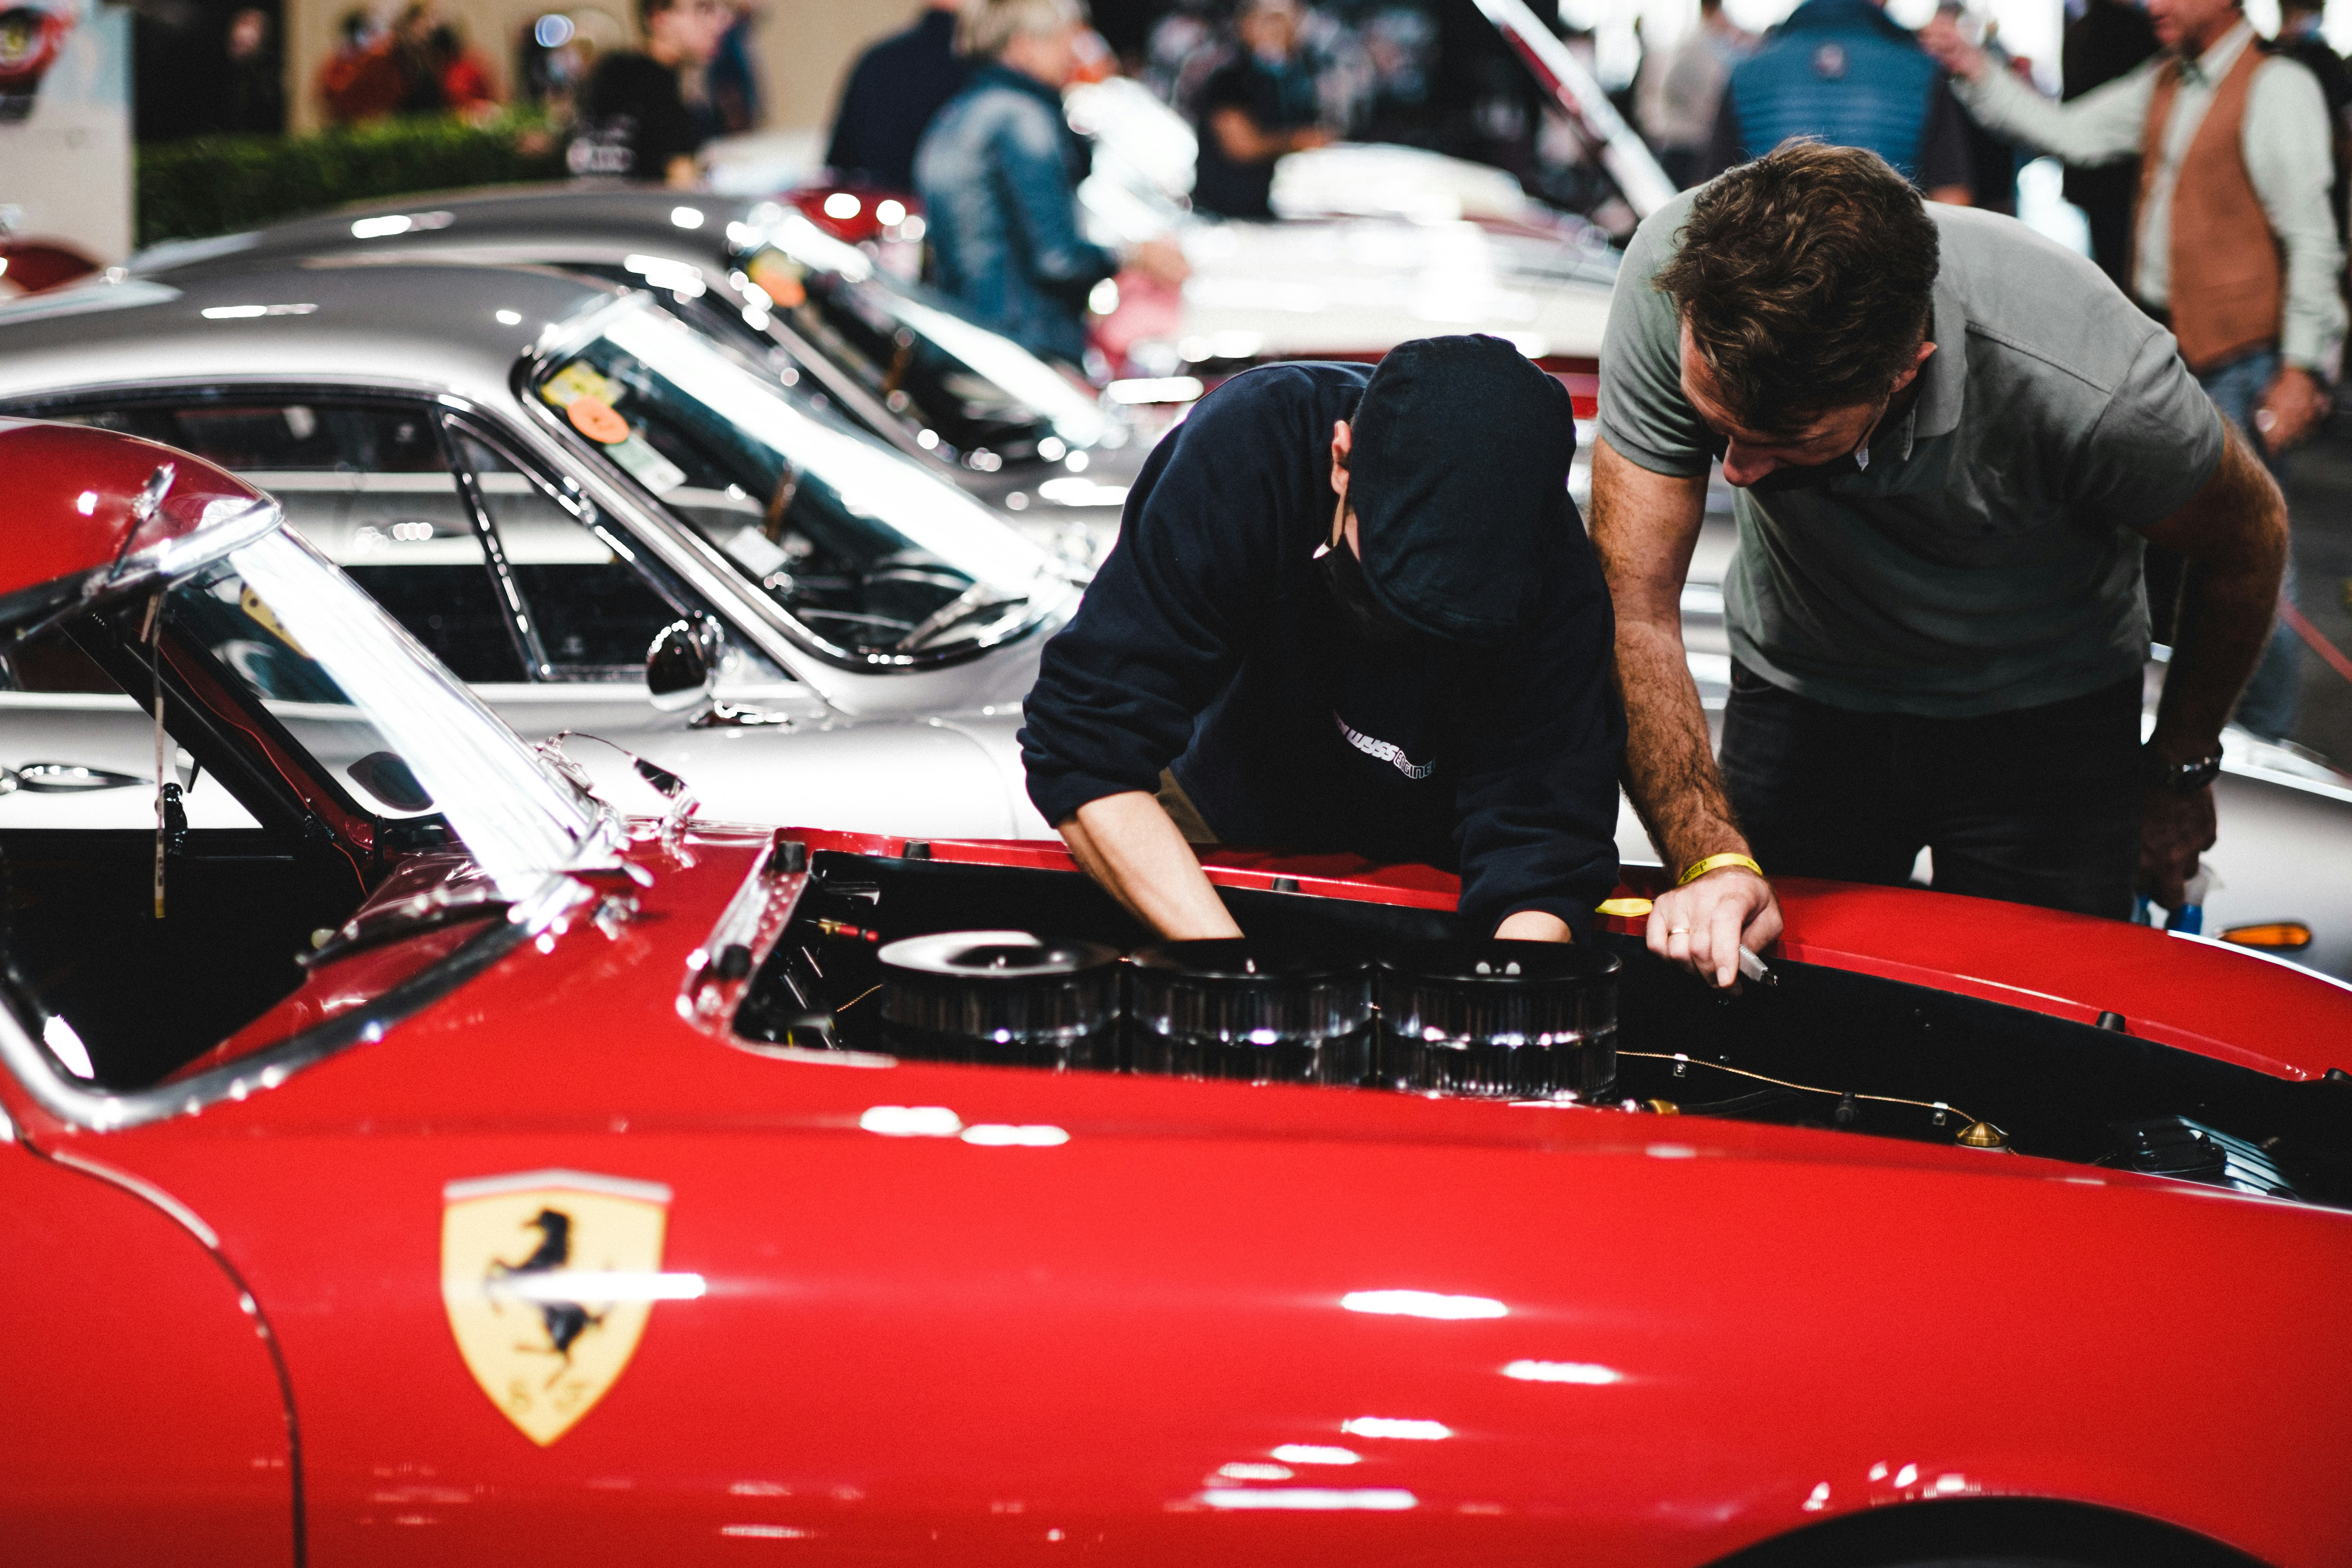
[1720,663,2143,919]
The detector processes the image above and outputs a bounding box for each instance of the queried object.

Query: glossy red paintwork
[0,1140,294,1557]
[5,823,2350,1565]
[0,420,273,600]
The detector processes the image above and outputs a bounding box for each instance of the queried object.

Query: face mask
[1317,534,1420,646]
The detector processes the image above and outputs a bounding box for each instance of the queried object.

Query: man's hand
[2255,365,2329,456]
[2139,781,2216,910]
[1645,867,1783,989]
[1918,13,1990,79]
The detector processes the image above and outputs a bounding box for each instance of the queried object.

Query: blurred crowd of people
[304,0,760,179]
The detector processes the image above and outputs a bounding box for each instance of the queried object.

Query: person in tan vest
[1925,0,2343,742]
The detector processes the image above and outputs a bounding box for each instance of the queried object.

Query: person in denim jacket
[916,0,1187,366]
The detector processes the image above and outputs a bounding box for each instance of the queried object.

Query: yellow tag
[1596,897,1653,919]
[541,360,621,411]
[442,1172,674,1446]
[238,584,310,658]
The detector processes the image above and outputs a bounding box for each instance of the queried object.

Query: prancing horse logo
[442,1170,674,1445]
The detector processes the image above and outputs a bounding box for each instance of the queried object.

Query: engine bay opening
[738,849,2352,1208]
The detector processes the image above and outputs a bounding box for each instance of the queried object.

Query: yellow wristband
[1679,853,1763,886]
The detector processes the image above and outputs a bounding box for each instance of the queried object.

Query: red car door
[0,1135,296,1563]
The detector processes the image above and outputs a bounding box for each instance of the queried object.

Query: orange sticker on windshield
[567,395,630,444]
[747,252,805,308]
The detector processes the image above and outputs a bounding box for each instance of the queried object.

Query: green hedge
[136,113,569,249]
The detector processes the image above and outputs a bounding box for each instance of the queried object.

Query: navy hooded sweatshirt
[1018,362,1624,940]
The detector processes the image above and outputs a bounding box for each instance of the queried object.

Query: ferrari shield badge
[441,1170,680,1446]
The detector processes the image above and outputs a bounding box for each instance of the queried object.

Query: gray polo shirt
[1599,192,2226,717]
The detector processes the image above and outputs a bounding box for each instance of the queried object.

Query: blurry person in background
[1927,0,2344,743]
[2061,0,2160,286]
[1701,0,1975,204]
[915,0,1189,366]
[1637,0,1752,189]
[2277,0,2350,240]
[571,0,732,184]
[1142,0,1227,114]
[705,2,761,136]
[1353,2,1441,147]
[317,8,403,124]
[222,6,284,133]
[826,0,965,192]
[391,2,448,114]
[1193,0,1335,219]
[518,11,596,116]
[431,22,501,121]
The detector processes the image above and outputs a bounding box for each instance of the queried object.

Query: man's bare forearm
[2145,424,2290,760]
[1617,617,1750,869]
[1589,440,1746,872]
[1060,792,1243,941]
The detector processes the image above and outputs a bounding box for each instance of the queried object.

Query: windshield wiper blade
[895,585,1028,652]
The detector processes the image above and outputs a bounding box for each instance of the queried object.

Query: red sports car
[4,417,2350,1566]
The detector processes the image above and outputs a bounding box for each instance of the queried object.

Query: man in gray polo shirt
[1594,141,2286,988]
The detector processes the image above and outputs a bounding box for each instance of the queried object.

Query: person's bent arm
[1060,793,1243,940]
[1208,105,1329,165]
[1590,437,1781,987]
[1921,15,2147,166]
[2136,421,2290,905]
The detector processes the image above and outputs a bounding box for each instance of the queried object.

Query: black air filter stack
[1128,941,1374,1086]
[878,930,1123,1070]
[1379,941,1619,1099]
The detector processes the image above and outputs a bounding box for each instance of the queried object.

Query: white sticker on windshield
[722,526,789,577]
[608,437,686,496]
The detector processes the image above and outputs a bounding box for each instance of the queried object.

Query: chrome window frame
[514,290,1069,676]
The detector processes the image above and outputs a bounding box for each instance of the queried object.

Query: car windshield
[738,207,1111,464]
[536,300,1075,664]
[195,529,595,896]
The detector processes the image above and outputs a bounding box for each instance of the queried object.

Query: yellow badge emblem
[441,1170,695,1446]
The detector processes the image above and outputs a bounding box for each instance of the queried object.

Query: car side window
[56,400,529,684]
[451,430,704,679]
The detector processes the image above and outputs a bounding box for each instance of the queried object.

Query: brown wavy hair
[1653,140,1940,437]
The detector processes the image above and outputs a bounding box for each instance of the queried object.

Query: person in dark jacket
[826,2,966,193]
[1191,0,1333,219]
[1020,335,1625,945]
[569,0,733,185]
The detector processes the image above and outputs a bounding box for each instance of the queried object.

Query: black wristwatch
[2144,744,2222,794]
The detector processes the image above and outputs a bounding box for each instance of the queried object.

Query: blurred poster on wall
[0,0,133,265]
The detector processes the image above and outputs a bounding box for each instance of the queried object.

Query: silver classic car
[126,187,1141,563]
[0,261,1073,837]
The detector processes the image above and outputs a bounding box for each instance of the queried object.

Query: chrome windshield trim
[0,912,531,1132]
[515,300,1074,676]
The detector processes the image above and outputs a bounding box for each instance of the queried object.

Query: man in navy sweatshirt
[1019,334,1624,943]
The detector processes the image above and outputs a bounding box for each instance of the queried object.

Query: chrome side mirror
[646,619,716,712]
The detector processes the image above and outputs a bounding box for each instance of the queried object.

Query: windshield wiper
[895,584,1029,652]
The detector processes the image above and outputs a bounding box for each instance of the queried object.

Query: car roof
[0,260,621,413]
[0,419,273,602]
[130,185,752,277]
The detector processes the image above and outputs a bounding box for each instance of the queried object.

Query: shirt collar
[2178,18,2255,87]
[1889,271,1967,461]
